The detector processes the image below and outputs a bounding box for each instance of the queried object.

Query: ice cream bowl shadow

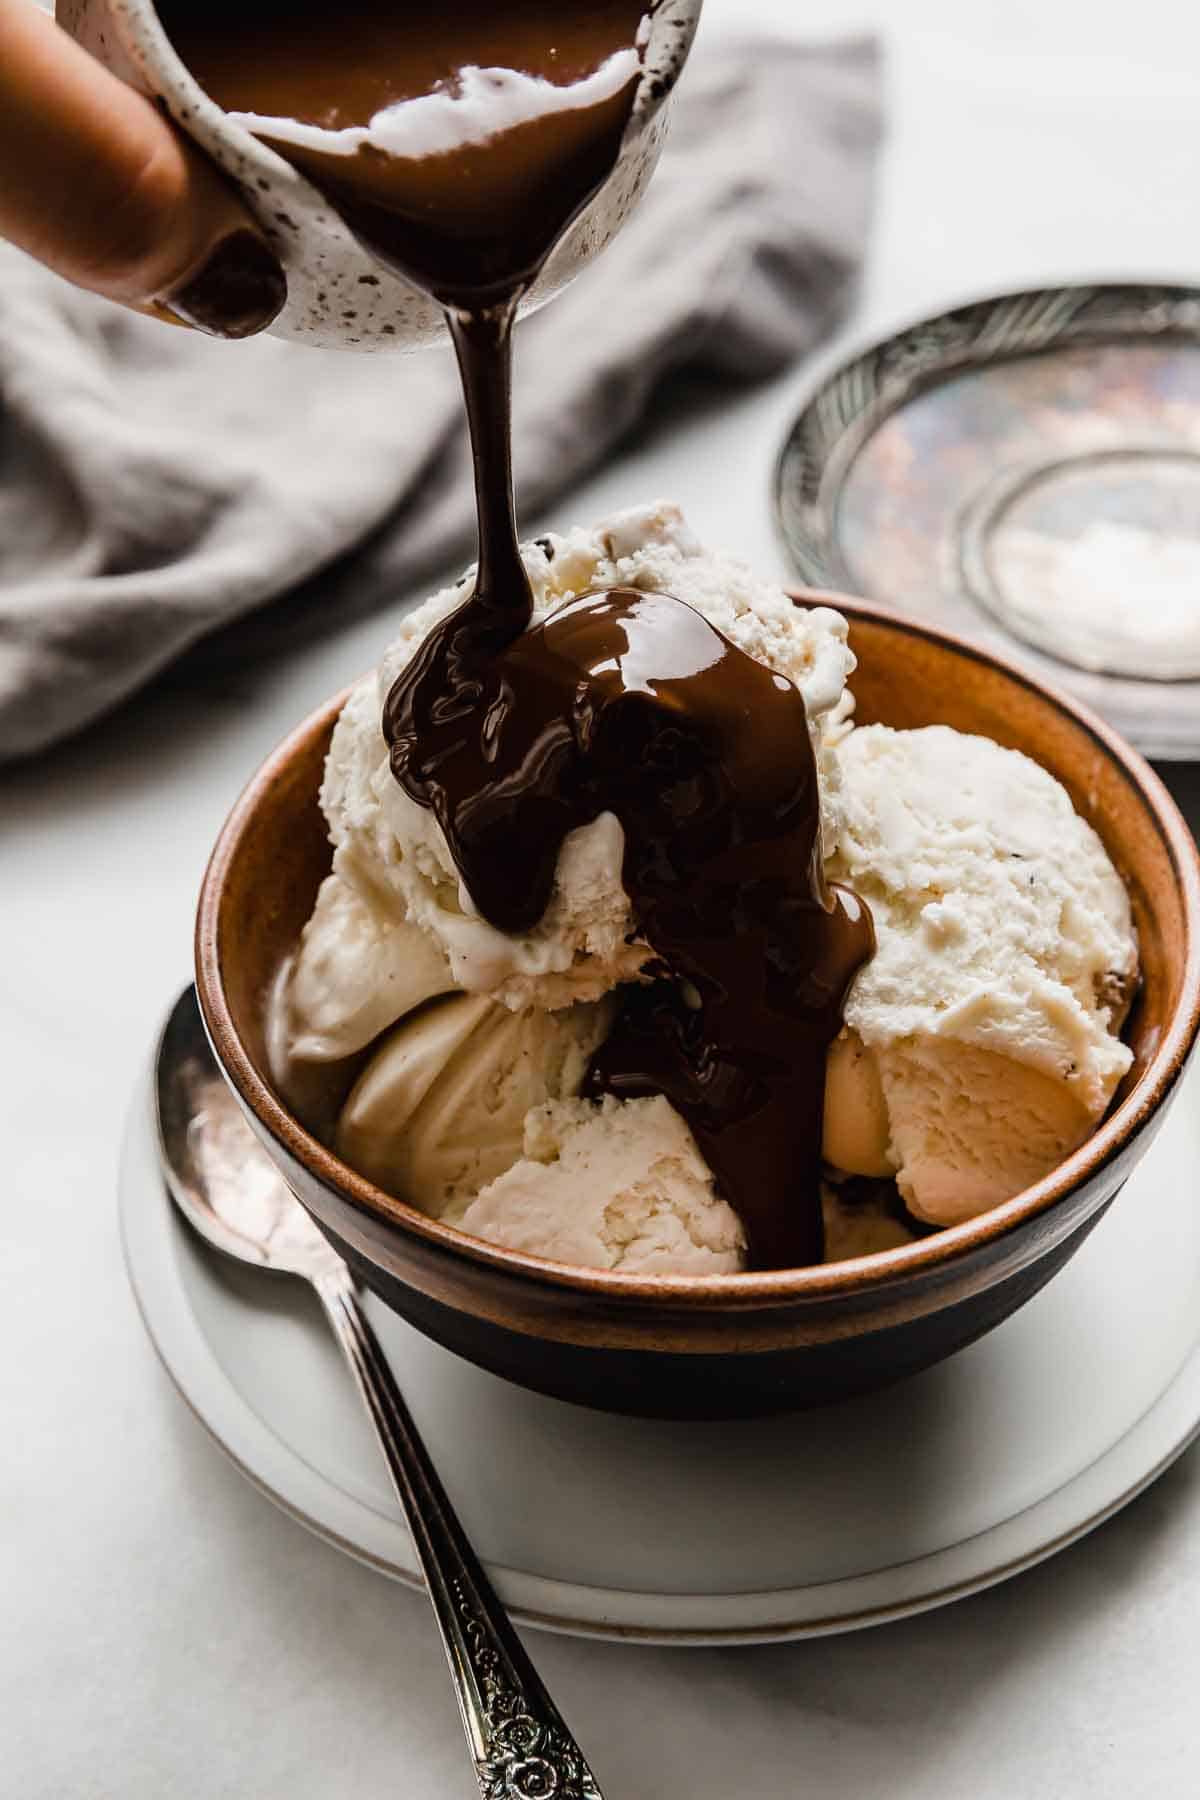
[195,598,1200,1419]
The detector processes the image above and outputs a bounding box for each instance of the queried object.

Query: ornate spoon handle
[314,1262,604,1800]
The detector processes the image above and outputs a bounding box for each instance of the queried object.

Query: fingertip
[0,1,287,337]
[158,227,288,339]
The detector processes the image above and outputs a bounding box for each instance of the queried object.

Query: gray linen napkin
[0,36,881,761]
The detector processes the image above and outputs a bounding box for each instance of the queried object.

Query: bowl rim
[195,593,1200,1305]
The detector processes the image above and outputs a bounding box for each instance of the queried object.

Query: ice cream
[336,991,614,1213]
[270,504,1139,1275]
[279,872,454,1063]
[320,501,855,1011]
[823,724,1137,1224]
[452,1103,916,1273]
[453,1096,747,1274]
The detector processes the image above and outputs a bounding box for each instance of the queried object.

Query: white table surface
[7,2,1200,1794]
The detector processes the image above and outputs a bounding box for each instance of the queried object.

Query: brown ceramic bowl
[195,597,1200,1419]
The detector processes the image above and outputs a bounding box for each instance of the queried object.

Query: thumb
[0,0,286,337]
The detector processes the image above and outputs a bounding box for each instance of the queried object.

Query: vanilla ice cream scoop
[279,872,454,1063]
[823,725,1138,1224]
[454,1095,747,1274]
[320,501,856,1011]
[335,992,615,1213]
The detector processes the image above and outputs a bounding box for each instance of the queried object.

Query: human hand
[0,0,285,336]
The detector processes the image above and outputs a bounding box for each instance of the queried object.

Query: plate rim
[120,1059,1200,1645]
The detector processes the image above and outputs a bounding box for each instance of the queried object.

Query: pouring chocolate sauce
[160,0,874,1267]
[159,0,649,648]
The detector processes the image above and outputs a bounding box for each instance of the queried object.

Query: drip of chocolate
[160,0,876,1266]
[384,587,874,1269]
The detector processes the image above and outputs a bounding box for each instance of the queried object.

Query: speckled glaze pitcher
[57,0,702,350]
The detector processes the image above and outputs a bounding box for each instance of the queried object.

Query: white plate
[121,1054,1200,1644]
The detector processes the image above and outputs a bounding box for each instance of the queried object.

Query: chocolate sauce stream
[384,587,874,1270]
[160,1,877,1266]
[447,304,528,652]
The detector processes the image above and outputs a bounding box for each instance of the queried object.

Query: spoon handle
[313,1263,604,1800]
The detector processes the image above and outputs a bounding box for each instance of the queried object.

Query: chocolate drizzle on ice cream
[385,584,874,1269]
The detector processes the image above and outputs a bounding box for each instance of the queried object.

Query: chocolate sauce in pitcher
[162,1,873,1267]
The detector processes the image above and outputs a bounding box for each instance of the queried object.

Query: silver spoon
[155,984,604,1800]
